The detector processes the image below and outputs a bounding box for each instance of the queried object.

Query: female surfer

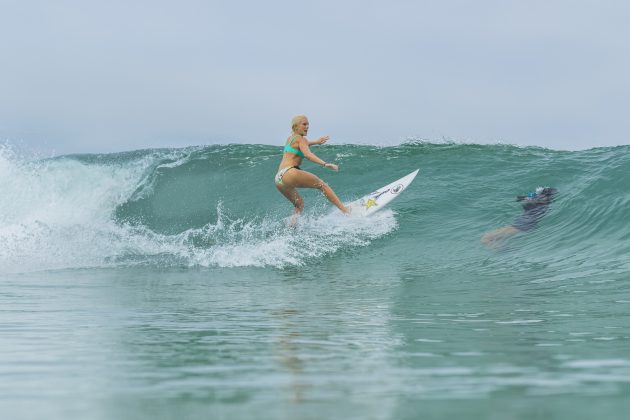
[275,115,349,225]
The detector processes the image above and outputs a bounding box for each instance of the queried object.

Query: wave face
[2,142,630,275]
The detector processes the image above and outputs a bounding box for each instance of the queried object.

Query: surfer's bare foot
[288,213,300,227]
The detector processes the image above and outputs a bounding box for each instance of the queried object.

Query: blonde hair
[291,115,308,131]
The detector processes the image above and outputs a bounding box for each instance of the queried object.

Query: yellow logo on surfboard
[363,198,378,209]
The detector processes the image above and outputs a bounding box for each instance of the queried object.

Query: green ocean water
[2,142,630,419]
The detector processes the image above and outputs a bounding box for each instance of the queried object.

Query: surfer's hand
[324,163,338,171]
[315,136,329,145]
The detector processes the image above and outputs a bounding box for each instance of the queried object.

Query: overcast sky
[1,0,629,154]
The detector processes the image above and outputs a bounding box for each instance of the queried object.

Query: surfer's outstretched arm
[481,225,521,247]
[297,137,338,171]
[307,136,330,146]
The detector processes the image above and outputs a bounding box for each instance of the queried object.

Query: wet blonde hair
[291,115,308,131]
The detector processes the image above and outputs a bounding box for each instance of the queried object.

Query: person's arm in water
[297,136,338,171]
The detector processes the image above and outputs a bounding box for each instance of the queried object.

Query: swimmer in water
[481,187,558,247]
[274,115,349,225]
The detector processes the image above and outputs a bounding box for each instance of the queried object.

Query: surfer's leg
[276,184,304,225]
[283,170,348,214]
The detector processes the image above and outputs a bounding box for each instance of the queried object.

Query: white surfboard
[346,169,419,216]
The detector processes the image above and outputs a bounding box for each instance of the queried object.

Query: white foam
[187,208,398,269]
[0,146,398,273]
[495,319,544,324]
[0,146,155,273]
[563,359,630,369]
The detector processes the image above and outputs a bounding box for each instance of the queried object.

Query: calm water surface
[2,262,630,420]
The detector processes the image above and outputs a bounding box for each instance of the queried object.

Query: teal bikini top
[283,135,304,158]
